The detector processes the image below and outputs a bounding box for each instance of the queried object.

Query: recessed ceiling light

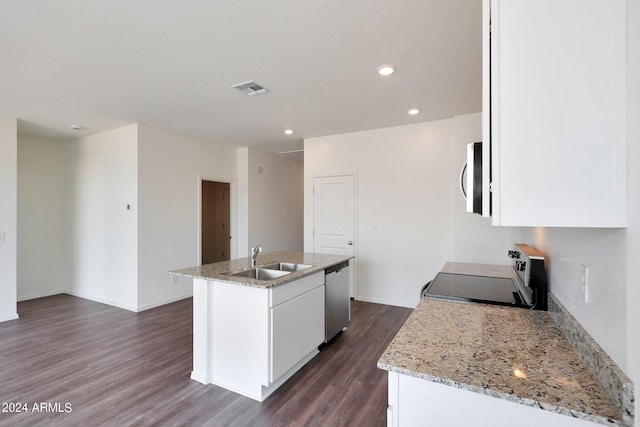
[408,108,420,115]
[377,65,396,77]
[284,129,294,135]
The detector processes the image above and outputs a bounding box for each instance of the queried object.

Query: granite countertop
[378,262,630,426]
[378,299,622,425]
[169,251,352,288]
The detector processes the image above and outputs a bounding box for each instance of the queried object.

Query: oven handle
[459,161,467,200]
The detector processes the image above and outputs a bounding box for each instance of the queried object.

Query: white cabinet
[270,296,300,383]
[387,372,602,427]
[298,287,326,351]
[270,285,325,383]
[483,0,627,227]
[192,271,325,402]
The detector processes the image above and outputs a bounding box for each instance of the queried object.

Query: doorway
[201,180,231,264]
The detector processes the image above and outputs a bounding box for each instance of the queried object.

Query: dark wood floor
[0,294,411,427]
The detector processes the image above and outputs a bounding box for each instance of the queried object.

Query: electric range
[423,243,547,310]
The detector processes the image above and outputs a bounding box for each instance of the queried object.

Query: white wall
[137,125,238,310]
[305,120,456,308]
[247,149,303,254]
[626,0,640,418]
[13,123,242,313]
[237,148,250,258]
[304,115,514,308]
[17,134,70,300]
[451,114,513,263]
[67,125,139,311]
[0,116,18,321]
[513,227,627,366]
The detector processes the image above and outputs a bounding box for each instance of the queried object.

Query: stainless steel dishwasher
[324,261,350,343]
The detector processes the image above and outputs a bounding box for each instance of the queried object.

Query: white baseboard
[0,313,19,323]
[136,294,192,312]
[17,290,65,302]
[190,371,210,385]
[18,290,192,313]
[64,290,138,312]
[355,295,416,309]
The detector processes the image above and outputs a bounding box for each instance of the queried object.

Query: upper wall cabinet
[483,0,627,227]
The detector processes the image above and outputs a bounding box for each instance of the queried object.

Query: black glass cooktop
[424,272,526,307]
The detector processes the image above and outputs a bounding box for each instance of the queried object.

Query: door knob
[347,241,353,245]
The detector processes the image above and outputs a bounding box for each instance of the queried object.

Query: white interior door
[313,175,356,296]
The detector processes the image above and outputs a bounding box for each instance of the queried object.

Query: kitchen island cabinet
[205,271,324,401]
[170,251,352,401]
[483,0,627,227]
[269,273,325,384]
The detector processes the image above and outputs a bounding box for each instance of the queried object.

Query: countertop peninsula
[378,262,632,426]
[169,251,352,288]
[378,298,621,425]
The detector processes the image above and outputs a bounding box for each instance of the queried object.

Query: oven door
[424,273,530,308]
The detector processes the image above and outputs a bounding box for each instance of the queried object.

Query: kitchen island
[378,264,633,426]
[170,251,352,402]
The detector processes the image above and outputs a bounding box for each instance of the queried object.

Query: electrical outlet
[580,264,589,302]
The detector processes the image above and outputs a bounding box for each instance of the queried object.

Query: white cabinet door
[299,286,326,354]
[270,296,301,383]
[485,0,626,227]
[270,284,325,383]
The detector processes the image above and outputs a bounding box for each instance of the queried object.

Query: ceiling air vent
[231,80,270,97]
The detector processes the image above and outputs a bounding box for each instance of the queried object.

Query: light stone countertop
[169,251,352,288]
[378,298,622,425]
[378,262,629,426]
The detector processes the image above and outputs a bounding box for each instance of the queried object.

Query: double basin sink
[224,262,312,281]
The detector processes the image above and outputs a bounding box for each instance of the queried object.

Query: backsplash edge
[548,293,635,426]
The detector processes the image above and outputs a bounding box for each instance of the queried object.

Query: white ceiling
[0,0,482,154]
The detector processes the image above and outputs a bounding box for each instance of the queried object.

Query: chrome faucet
[251,244,263,267]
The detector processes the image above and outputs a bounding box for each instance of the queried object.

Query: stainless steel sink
[226,268,291,280]
[259,262,312,272]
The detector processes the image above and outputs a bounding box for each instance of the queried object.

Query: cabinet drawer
[269,271,324,307]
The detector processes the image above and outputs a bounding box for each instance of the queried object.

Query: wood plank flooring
[0,294,411,426]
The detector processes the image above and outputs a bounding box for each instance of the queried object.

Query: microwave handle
[459,161,467,200]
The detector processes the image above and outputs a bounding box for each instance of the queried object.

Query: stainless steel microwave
[459,142,491,216]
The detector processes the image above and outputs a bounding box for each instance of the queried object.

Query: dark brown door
[201,181,231,264]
